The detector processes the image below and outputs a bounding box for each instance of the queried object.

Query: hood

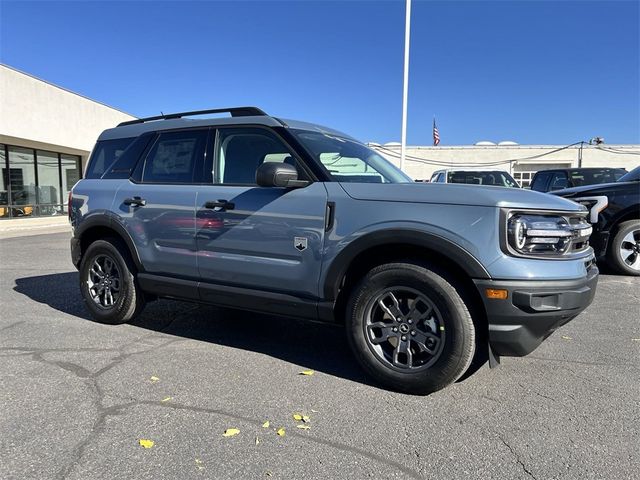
[552,180,638,198]
[339,182,584,211]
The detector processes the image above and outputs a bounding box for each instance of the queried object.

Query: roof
[98,108,356,141]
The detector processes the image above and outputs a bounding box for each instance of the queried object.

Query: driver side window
[213,128,303,185]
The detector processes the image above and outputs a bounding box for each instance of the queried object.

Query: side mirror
[256,162,309,188]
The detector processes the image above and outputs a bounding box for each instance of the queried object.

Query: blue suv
[69,107,598,394]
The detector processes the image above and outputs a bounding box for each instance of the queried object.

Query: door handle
[123,196,146,207]
[204,199,235,211]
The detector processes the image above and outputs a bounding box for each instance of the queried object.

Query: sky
[1,0,639,145]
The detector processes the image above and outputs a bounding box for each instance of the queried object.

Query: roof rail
[117,106,268,127]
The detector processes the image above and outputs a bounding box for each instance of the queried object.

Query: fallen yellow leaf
[561,335,572,340]
[222,428,240,437]
[299,370,314,376]
[632,338,640,342]
[195,458,204,471]
[255,436,260,445]
[160,396,172,403]
[262,420,270,428]
[296,424,311,430]
[276,427,285,437]
[150,376,160,383]
[139,439,155,448]
[293,413,310,422]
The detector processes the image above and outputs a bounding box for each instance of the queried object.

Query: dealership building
[0,64,134,220]
[1,63,638,220]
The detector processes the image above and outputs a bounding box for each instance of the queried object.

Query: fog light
[485,288,508,300]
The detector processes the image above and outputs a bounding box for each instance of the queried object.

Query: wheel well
[332,243,488,339]
[78,226,140,270]
[613,209,640,229]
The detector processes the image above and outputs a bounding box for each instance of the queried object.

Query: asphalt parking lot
[1,231,638,480]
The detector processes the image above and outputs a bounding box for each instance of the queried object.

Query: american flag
[433,118,440,146]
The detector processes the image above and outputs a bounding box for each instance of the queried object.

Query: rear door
[194,126,328,302]
[114,128,207,279]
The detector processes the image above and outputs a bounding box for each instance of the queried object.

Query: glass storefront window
[8,146,37,217]
[37,150,63,216]
[0,145,8,218]
[61,154,81,212]
[0,144,82,219]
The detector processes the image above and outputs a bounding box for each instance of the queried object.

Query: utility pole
[400,0,412,171]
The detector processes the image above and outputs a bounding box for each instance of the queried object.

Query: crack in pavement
[499,436,538,480]
[9,315,425,479]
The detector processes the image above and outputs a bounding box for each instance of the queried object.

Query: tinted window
[436,173,445,183]
[549,172,569,190]
[530,171,552,191]
[85,137,134,179]
[568,169,627,186]
[142,130,207,183]
[213,128,302,185]
[446,171,520,187]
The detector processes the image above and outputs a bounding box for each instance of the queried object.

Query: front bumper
[474,265,599,356]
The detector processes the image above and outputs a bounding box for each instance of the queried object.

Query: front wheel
[346,262,476,395]
[608,220,640,276]
[79,238,146,324]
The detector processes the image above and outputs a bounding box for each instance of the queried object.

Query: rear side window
[85,137,135,179]
[142,130,207,183]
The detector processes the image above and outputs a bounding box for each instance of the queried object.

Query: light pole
[400,0,412,171]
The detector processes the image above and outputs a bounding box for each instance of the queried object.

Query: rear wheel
[346,262,476,395]
[608,220,640,276]
[79,238,145,324]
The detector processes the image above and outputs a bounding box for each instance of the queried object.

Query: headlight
[506,212,592,257]
[573,196,608,223]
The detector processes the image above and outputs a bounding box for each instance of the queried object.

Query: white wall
[373,144,640,181]
[0,64,136,155]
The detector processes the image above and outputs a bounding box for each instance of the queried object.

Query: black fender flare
[322,229,490,300]
[74,213,144,272]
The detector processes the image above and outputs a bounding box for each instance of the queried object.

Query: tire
[79,238,146,324]
[608,220,640,276]
[346,261,476,395]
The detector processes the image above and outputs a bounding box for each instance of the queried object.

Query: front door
[114,128,208,279]
[194,126,328,301]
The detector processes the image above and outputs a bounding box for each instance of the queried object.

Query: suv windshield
[618,166,640,182]
[447,170,520,187]
[292,130,412,183]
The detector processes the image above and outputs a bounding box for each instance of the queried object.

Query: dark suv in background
[553,166,640,276]
[530,167,627,193]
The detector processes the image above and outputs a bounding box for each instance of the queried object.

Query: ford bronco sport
[69,107,598,394]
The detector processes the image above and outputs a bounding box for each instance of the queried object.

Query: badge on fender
[294,237,308,251]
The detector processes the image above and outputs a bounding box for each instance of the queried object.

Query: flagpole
[400,0,411,171]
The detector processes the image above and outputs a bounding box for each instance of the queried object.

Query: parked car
[552,165,640,276]
[429,169,520,187]
[69,107,598,394]
[530,167,627,193]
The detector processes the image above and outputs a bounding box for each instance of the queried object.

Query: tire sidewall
[346,263,475,394]
[79,239,137,324]
[609,221,640,276]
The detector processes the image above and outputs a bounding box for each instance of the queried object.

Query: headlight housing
[504,211,592,258]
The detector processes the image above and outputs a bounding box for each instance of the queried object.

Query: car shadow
[13,272,373,387]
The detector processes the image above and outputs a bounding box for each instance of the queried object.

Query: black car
[552,166,640,276]
[530,167,627,193]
